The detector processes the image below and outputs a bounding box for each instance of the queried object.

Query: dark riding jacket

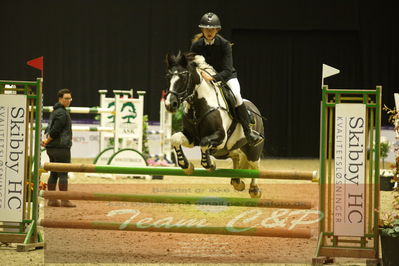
[190,34,237,83]
[45,102,72,149]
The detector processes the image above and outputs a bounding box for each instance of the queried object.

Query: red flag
[27,56,43,71]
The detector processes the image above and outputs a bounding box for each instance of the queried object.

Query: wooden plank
[0,233,26,243]
[319,247,376,259]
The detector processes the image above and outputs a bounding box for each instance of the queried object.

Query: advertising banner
[0,95,27,222]
[334,104,366,236]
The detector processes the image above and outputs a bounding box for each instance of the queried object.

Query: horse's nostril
[172,101,178,108]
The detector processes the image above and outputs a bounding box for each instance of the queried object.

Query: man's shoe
[60,200,76,208]
[47,199,61,207]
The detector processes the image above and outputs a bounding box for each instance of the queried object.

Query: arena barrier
[43,162,318,181]
[40,191,313,209]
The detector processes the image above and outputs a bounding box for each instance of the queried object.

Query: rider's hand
[201,71,214,82]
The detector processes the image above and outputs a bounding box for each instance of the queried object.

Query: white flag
[322,64,340,87]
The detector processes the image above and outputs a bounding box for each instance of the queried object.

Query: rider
[190,12,263,147]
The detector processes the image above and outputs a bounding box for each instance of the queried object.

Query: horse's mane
[186,53,217,76]
[193,55,216,75]
[167,51,217,76]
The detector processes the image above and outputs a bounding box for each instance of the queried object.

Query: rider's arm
[212,41,234,82]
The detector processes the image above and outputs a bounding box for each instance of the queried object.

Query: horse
[164,52,264,198]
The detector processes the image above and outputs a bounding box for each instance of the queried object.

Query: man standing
[42,89,75,207]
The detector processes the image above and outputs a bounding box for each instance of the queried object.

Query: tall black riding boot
[236,104,263,147]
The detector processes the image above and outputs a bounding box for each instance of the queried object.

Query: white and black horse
[164,52,264,198]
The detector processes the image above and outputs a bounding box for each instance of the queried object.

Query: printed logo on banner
[0,95,27,222]
[120,102,137,135]
[334,103,366,236]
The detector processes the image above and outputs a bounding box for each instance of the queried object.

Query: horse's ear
[178,53,188,68]
[165,53,174,68]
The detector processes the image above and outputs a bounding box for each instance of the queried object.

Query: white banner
[334,104,366,236]
[0,95,27,222]
[71,131,100,158]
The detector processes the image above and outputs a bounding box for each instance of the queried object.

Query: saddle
[214,81,255,124]
[215,81,236,118]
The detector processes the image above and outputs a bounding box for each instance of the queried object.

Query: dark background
[1,0,397,157]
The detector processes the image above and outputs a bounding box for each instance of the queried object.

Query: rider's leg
[227,78,263,147]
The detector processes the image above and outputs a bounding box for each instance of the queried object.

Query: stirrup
[247,131,264,147]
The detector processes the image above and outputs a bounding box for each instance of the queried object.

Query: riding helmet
[198,12,221,29]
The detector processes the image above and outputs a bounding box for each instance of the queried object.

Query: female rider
[190,12,263,147]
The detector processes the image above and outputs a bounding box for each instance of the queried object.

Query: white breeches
[227,78,243,106]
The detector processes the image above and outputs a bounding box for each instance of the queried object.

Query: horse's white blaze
[165,74,180,106]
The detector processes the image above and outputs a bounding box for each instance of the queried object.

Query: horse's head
[164,52,199,113]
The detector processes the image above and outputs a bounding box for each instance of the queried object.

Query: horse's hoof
[207,159,216,171]
[207,164,216,171]
[231,178,245,191]
[183,162,194,175]
[249,185,262,198]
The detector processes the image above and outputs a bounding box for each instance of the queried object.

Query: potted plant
[379,190,399,266]
[379,102,399,265]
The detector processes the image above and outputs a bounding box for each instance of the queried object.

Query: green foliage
[380,103,399,237]
[381,218,399,237]
[380,188,399,237]
[172,105,184,133]
[380,141,391,169]
[142,115,149,158]
[380,141,390,159]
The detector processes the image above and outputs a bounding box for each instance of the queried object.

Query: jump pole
[38,219,311,239]
[40,191,313,209]
[43,163,318,181]
[42,106,114,114]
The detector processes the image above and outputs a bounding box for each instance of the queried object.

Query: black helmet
[198,12,221,29]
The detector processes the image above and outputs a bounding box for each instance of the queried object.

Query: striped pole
[39,219,311,239]
[42,106,114,114]
[43,163,318,181]
[40,191,312,209]
[41,125,114,132]
[70,126,114,132]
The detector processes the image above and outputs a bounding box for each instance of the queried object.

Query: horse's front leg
[171,132,195,174]
[199,131,225,171]
[200,146,216,171]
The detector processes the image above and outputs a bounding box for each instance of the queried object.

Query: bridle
[165,69,193,105]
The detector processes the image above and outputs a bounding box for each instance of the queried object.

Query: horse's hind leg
[238,153,262,198]
[171,132,194,174]
[230,151,245,191]
[247,160,262,198]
